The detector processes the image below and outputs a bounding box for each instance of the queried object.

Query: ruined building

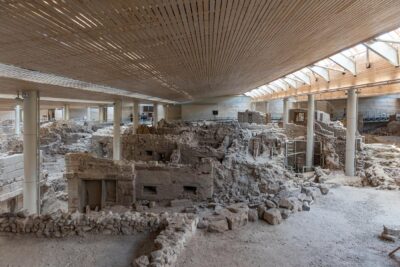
[0,1,400,267]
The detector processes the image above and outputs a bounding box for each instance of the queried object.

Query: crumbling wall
[40,121,93,155]
[65,153,136,212]
[0,154,24,212]
[357,143,400,190]
[238,110,269,124]
[0,210,161,237]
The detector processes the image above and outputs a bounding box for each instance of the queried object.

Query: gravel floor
[177,186,400,267]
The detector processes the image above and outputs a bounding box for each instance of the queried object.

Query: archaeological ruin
[0,1,400,266]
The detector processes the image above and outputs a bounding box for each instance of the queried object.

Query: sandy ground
[0,232,156,267]
[177,186,400,267]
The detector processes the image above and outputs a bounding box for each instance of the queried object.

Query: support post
[283,98,289,128]
[345,88,357,176]
[306,94,315,168]
[98,105,104,122]
[15,105,21,136]
[265,101,269,113]
[23,91,40,214]
[153,102,159,126]
[86,106,91,122]
[133,101,140,133]
[63,104,70,120]
[104,106,108,122]
[251,102,256,111]
[113,100,122,161]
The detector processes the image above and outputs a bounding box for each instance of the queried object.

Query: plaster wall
[181,95,251,121]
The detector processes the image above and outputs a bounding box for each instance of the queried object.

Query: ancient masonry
[65,153,135,213]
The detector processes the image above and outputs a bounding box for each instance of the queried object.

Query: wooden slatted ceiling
[1,0,400,102]
[257,50,400,101]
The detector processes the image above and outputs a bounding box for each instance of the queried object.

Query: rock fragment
[262,208,282,225]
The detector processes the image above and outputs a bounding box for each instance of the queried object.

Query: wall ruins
[65,153,135,212]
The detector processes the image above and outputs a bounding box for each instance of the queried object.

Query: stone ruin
[135,160,214,201]
[0,112,398,266]
[238,110,270,124]
[66,153,135,213]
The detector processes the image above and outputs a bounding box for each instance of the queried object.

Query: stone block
[262,208,282,225]
[207,215,229,233]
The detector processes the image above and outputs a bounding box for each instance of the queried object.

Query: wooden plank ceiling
[1,0,400,102]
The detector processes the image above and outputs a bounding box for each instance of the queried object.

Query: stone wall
[0,210,198,267]
[135,160,214,201]
[238,110,270,124]
[0,210,162,237]
[0,154,24,212]
[65,153,136,212]
[123,135,177,162]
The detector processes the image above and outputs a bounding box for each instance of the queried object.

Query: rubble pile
[0,135,23,155]
[40,120,93,155]
[0,210,162,237]
[357,143,400,190]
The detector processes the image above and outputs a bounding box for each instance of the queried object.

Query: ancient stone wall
[0,154,24,212]
[238,110,269,124]
[135,159,214,201]
[65,153,135,212]
[0,210,161,237]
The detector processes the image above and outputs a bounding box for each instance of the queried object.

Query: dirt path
[177,186,400,267]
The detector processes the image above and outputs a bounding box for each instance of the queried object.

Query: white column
[86,107,91,121]
[23,91,40,214]
[103,106,109,122]
[63,104,70,120]
[15,105,21,136]
[251,102,256,111]
[282,98,289,127]
[153,102,159,126]
[133,101,140,132]
[306,94,315,168]
[164,104,169,122]
[265,102,269,113]
[345,89,357,176]
[113,100,122,160]
[99,106,104,122]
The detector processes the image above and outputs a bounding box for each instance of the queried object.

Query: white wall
[54,109,63,120]
[181,95,251,121]
[70,108,87,121]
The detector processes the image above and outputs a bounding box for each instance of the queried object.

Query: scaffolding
[284,140,323,172]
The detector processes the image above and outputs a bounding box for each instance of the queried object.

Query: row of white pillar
[279,89,357,176]
[17,92,165,214]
